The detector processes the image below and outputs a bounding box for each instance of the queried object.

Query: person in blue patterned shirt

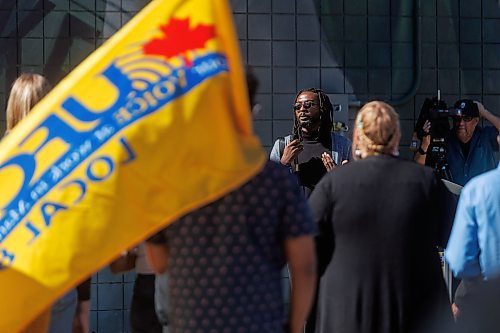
[145,69,317,333]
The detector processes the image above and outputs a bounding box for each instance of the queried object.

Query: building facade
[1,0,499,331]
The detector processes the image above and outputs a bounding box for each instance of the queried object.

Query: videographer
[414,99,500,186]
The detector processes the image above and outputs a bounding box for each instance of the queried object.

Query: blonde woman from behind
[309,101,454,333]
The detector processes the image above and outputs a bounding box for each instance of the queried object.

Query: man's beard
[299,116,321,130]
[300,119,314,129]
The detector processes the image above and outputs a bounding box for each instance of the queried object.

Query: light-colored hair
[353,101,401,159]
[6,73,51,133]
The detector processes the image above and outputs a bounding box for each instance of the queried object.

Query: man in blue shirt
[414,99,499,186]
[445,133,500,333]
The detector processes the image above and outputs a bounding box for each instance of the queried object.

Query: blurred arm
[144,242,169,274]
[476,101,500,131]
[72,278,91,333]
[285,236,317,333]
[72,300,90,333]
[109,251,136,274]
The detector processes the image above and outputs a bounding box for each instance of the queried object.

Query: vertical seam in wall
[480,0,484,107]
[69,0,73,66]
[245,1,249,71]
[389,0,392,99]
[94,0,98,52]
[270,1,275,143]
[365,6,369,99]
[15,0,19,74]
[318,1,322,92]
[42,0,45,69]
[342,0,346,94]
[458,1,461,97]
[293,0,297,94]
[95,277,98,331]
[122,273,125,330]
[412,0,415,124]
[435,0,439,94]
[120,0,123,30]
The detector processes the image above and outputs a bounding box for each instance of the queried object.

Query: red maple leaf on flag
[143,18,216,67]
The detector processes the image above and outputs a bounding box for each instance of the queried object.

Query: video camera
[412,93,462,180]
[415,99,467,141]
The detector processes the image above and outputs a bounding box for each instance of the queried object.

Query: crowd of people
[4,68,500,333]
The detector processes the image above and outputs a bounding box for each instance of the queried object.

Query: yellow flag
[0,0,265,331]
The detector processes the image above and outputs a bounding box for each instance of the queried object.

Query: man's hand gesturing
[280,139,303,166]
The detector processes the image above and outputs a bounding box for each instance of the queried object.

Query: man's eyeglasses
[453,116,474,123]
[293,100,318,111]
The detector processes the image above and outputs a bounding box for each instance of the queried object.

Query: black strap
[278,136,286,158]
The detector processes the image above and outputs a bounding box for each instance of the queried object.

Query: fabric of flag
[0,0,265,331]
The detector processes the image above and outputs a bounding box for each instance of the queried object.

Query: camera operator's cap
[454,99,479,118]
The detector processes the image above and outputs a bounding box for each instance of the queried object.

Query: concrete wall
[233,0,500,159]
[1,0,499,332]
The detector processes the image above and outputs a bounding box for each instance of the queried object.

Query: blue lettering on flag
[0,52,229,242]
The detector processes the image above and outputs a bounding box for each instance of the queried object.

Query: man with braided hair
[270,88,352,197]
[270,88,352,332]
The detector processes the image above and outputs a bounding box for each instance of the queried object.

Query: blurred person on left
[5,73,91,333]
